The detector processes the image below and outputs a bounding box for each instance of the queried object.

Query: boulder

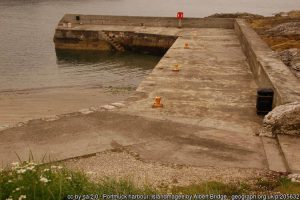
[278,48,300,78]
[287,10,300,18]
[266,22,300,36]
[274,10,300,18]
[259,102,300,137]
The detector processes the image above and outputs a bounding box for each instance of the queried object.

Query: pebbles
[101,105,116,110]
[288,174,300,183]
[0,125,9,131]
[64,150,269,188]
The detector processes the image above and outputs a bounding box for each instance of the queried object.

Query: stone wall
[54,29,112,51]
[54,29,176,54]
[234,19,300,107]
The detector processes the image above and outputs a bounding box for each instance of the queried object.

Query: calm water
[0,0,299,91]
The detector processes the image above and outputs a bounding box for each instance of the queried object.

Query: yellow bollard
[184,43,189,49]
[172,64,180,72]
[152,96,163,108]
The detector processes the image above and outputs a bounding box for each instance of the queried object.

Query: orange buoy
[184,43,189,49]
[152,96,163,108]
[172,64,180,72]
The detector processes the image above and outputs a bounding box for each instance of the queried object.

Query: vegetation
[1,161,300,200]
[247,13,300,51]
[0,161,154,200]
[208,11,300,51]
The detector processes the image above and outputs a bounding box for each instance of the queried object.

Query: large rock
[278,48,300,78]
[259,102,300,137]
[266,22,300,37]
[275,10,300,18]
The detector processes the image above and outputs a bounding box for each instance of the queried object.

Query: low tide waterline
[0,50,160,92]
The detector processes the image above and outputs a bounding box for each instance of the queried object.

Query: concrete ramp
[121,28,261,136]
[0,111,266,169]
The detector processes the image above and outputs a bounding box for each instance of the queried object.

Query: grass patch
[170,177,300,196]
[171,181,250,195]
[0,161,155,200]
[275,177,300,194]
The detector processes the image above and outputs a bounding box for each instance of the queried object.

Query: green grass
[275,177,300,194]
[2,161,300,200]
[171,181,251,195]
[0,161,155,200]
[171,177,300,196]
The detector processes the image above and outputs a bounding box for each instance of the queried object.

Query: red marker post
[177,12,184,28]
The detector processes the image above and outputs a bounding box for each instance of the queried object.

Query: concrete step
[261,137,288,173]
[278,135,300,173]
[102,32,125,52]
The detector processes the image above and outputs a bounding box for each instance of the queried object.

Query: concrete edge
[234,19,300,106]
[277,135,300,174]
[59,14,235,29]
[261,136,289,173]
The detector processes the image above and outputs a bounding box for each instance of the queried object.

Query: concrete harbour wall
[54,15,300,108]
[54,29,176,54]
[234,19,300,106]
[60,14,234,29]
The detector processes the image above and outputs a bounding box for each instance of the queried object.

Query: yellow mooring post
[152,96,163,108]
[184,43,189,49]
[172,64,180,72]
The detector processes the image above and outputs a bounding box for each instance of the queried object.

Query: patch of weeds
[275,177,300,194]
[0,161,95,200]
[171,181,251,195]
[3,155,300,199]
[0,161,156,200]
[105,86,136,94]
[255,177,278,191]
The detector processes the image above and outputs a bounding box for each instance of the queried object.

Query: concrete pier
[0,15,299,173]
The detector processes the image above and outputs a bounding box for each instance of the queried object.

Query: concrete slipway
[1,15,299,173]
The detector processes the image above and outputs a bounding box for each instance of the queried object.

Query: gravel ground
[64,149,272,189]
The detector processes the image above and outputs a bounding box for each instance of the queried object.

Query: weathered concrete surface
[116,27,284,170]
[121,28,261,134]
[0,110,267,169]
[61,14,234,29]
[278,135,300,173]
[261,137,288,172]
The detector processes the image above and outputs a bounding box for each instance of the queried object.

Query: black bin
[76,15,80,21]
[256,88,274,115]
